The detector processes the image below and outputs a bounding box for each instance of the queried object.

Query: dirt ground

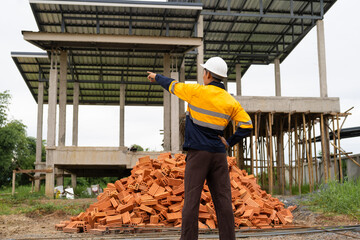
[0,196,359,240]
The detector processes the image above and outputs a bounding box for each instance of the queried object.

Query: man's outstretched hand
[147,71,156,82]
[218,135,229,149]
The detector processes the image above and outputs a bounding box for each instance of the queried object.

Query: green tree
[0,91,42,187]
[130,144,144,151]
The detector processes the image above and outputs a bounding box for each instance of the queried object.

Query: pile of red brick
[55,153,296,234]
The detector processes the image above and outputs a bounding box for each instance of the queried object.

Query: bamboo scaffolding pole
[255,113,259,181]
[274,132,279,192]
[312,120,318,185]
[307,116,314,191]
[250,130,254,174]
[302,113,312,192]
[288,113,292,195]
[336,114,343,182]
[331,142,360,168]
[261,137,265,186]
[301,124,305,192]
[320,114,328,183]
[268,113,274,195]
[280,117,285,195]
[294,117,299,190]
[332,117,338,179]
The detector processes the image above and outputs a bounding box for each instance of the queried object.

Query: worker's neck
[204,78,220,86]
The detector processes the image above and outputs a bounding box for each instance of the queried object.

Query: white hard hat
[200,57,228,78]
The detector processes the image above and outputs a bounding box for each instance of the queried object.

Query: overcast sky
[1,0,359,154]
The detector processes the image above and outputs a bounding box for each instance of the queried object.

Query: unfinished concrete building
[12,0,347,197]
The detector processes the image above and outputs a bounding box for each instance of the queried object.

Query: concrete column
[119,84,125,147]
[179,60,185,115]
[236,64,242,96]
[170,71,180,153]
[35,82,44,192]
[196,15,204,85]
[72,82,79,146]
[45,54,58,198]
[71,173,77,189]
[163,53,171,151]
[58,51,67,146]
[317,20,328,98]
[274,58,281,96]
[56,168,64,186]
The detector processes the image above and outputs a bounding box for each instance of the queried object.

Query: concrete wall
[234,96,340,113]
[285,155,360,185]
[345,154,360,181]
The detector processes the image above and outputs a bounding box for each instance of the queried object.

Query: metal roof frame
[13,0,337,105]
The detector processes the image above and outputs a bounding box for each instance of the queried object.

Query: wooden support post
[12,171,16,196]
[268,113,274,195]
[302,113,312,191]
[297,116,302,195]
[301,123,305,193]
[261,138,269,186]
[294,117,299,189]
[239,139,244,169]
[320,114,328,183]
[250,130,254,174]
[332,117,338,179]
[331,142,360,168]
[255,113,258,181]
[307,115,314,191]
[336,114,343,182]
[261,138,265,186]
[313,120,318,185]
[279,117,285,195]
[288,113,292,195]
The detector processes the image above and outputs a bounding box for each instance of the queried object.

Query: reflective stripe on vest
[170,81,179,94]
[188,104,231,120]
[186,111,226,131]
[237,120,253,127]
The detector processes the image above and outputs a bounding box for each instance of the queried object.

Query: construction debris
[55,153,296,233]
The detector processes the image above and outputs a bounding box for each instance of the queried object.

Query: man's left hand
[218,135,229,149]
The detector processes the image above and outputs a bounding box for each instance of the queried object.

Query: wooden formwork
[225,111,351,195]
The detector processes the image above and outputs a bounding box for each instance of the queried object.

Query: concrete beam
[22,31,201,53]
[236,64,242,96]
[163,53,171,151]
[28,0,203,10]
[274,58,281,96]
[170,72,180,153]
[72,82,79,146]
[196,15,204,85]
[51,146,163,169]
[58,51,67,146]
[119,84,125,147]
[35,81,44,192]
[317,20,328,98]
[233,96,340,113]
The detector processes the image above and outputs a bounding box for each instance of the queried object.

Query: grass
[0,185,91,216]
[304,179,360,220]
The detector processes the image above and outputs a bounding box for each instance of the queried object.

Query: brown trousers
[180,149,235,240]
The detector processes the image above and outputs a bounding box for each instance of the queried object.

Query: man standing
[147,57,252,240]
